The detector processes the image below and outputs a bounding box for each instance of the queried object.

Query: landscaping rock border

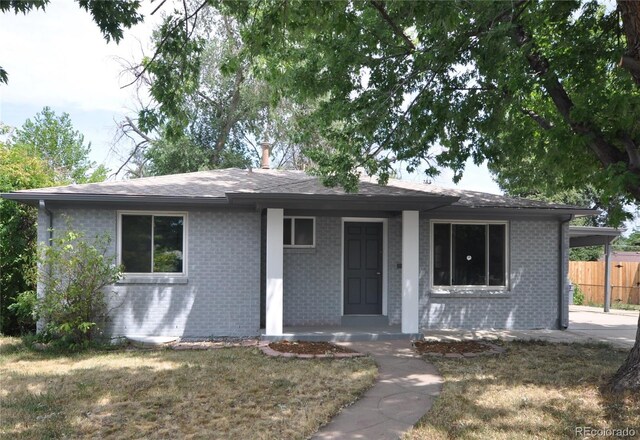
[169,338,260,351]
[258,341,365,359]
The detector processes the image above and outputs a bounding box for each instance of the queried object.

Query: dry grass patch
[406,341,640,440]
[0,337,376,439]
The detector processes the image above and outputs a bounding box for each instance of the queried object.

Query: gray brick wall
[283,216,403,326]
[387,217,402,325]
[37,206,564,335]
[283,216,342,325]
[419,218,562,330]
[41,207,261,338]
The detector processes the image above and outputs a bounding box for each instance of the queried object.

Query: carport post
[604,241,611,313]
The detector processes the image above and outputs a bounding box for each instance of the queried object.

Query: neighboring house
[1,167,596,338]
[599,251,640,263]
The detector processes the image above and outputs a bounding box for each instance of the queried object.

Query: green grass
[406,341,639,440]
[0,337,377,439]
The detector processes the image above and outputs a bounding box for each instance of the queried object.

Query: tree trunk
[607,0,640,393]
[609,313,640,392]
[618,1,640,87]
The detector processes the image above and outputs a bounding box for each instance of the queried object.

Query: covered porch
[260,324,409,342]
[248,192,459,338]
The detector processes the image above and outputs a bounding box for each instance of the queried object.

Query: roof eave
[0,192,231,206]
[225,192,461,211]
[433,205,599,217]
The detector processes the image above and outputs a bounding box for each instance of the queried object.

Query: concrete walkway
[423,306,638,349]
[313,340,443,440]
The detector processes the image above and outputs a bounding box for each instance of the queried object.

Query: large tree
[13,107,107,184]
[222,0,640,391]
[0,109,104,335]
[121,0,640,392]
[220,1,640,221]
[116,5,313,177]
[0,141,53,334]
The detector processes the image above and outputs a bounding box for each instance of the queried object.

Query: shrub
[30,227,122,348]
[572,284,585,305]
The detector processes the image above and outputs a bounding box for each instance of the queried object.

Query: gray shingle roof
[2,167,592,212]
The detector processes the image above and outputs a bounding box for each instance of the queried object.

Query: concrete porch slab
[260,325,421,342]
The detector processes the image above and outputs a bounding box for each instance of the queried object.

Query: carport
[569,226,624,312]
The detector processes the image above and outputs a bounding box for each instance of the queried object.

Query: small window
[432,221,507,288]
[284,217,315,247]
[119,213,186,274]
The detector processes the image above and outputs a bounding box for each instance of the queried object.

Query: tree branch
[512,24,626,168]
[521,108,553,130]
[213,68,245,157]
[110,117,154,178]
[121,0,210,89]
[617,1,640,87]
[620,133,640,171]
[369,1,415,53]
[124,116,154,143]
[619,55,640,77]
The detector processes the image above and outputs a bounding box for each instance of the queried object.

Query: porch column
[266,208,284,335]
[402,210,420,334]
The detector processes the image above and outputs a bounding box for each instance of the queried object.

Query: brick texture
[41,207,261,338]
[39,207,565,335]
[419,219,563,330]
[283,216,342,325]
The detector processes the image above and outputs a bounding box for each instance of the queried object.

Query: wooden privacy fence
[569,261,640,305]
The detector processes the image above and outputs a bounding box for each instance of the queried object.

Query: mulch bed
[413,340,505,358]
[260,340,365,359]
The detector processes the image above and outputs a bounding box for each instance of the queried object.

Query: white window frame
[117,210,188,276]
[283,216,316,248]
[430,220,509,291]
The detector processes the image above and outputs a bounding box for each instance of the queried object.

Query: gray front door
[344,222,383,315]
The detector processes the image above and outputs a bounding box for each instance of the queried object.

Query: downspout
[39,200,53,244]
[37,200,53,334]
[558,214,573,329]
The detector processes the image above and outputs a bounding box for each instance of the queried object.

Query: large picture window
[432,222,508,288]
[119,213,186,274]
[283,217,315,247]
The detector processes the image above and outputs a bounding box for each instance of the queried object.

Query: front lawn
[0,337,376,439]
[406,341,640,440]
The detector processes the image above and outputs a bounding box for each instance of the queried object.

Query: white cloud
[0,1,160,113]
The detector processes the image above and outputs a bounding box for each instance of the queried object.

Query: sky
[0,1,637,232]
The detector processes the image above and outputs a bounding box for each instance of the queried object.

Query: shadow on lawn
[409,340,639,440]
[1,340,377,440]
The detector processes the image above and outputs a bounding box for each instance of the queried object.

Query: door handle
[376,272,381,275]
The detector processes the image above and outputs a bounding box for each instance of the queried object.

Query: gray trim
[427,206,598,217]
[559,216,572,329]
[569,226,623,247]
[2,192,231,206]
[284,209,398,218]
[229,192,460,211]
[429,292,512,299]
[116,277,189,285]
[3,192,596,216]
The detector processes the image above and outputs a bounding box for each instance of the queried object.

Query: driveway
[567,305,638,349]
[423,306,638,349]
